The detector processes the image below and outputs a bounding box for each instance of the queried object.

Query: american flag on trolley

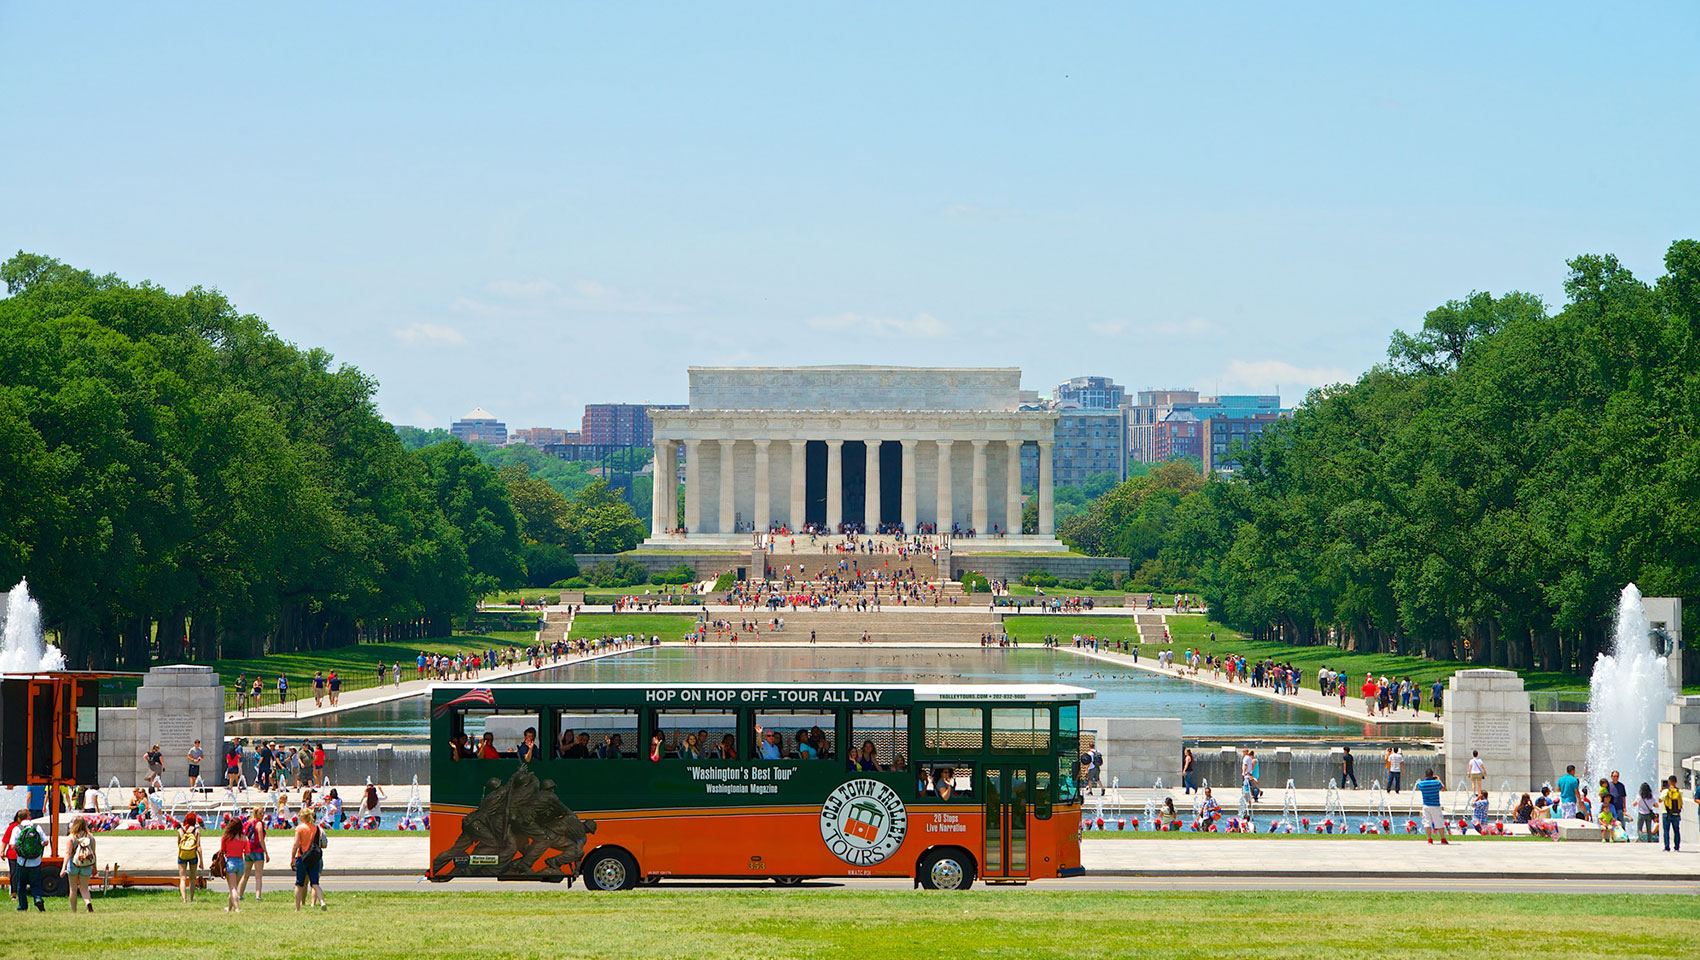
[434,687,495,717]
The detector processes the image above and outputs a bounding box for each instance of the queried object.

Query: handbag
[210,854,226,879]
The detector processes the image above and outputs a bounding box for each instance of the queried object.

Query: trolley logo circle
[820,778,908,866]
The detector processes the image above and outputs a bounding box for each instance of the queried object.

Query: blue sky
[3,3,1696,429]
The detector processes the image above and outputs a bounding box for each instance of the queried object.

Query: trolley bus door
[981,766,1031,880]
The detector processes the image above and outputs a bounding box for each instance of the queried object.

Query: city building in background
[1052,375,1126,411]
[1203,409,1288,473]
[449,407,507,446]
[1128,389,1199,462]
[509,426,579,446]
[581,403,686,446]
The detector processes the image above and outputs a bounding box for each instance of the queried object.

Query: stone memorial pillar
[752,439,771,534]
[718,439,736,534]
[1005,438,1023,534]
[825,439,843,531]
[900,440,918,534]
[789,439,807,532]
[683,439,702,533]
[864,440,881,532]
[1442,668,1530,789]
[936,439,954,534]
[971,440,989,534]
[134,665,225,788]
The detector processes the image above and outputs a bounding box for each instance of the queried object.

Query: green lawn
[6,890,1691,959]
[568,612,701,641]
[1005,585,1148,600]
[1082,831,1537,841]
[1003,615,1600,697]
[480,587,568,605]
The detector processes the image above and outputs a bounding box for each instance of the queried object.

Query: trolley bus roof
[429,681,1095,702]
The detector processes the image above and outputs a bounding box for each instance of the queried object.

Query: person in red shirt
[1362,678,1378,716]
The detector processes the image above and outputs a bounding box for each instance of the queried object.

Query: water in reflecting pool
[227,647,1433,741]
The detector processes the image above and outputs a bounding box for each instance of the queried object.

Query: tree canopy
[0,252,526,665]
[1064,240,1700,677]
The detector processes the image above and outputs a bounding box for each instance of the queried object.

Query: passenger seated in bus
[676,732,700,759]
[934,768,956,801]
[448,733,472,761]
[696,730,711,757]
[563,732,591,759]
[716,734,737,760]
[796,729,817,759]
[807,726,831,759]
[596,734,624,759]
[649,732,664,762]
[851,740,881,772]
[517,728,542,763]
[478,732,499,759]
[557,729,575,758]
[753,725,785,760]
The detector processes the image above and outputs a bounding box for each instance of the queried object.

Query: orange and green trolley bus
[427,681,1093,890]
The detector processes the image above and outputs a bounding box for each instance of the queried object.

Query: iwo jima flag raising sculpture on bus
[430,766,597,880]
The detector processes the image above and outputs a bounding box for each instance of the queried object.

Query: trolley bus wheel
[771,876,804,886]
[582,848,639,891]
[917,849,975,891]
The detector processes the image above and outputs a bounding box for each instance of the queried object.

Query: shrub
[1057,577,1087,590]
[1021,570,1058,588]
[960,572,990,594]
[713,571,736,591]
[654,563,696,585]
[560,576,590,589]
[1089,569,1115,591]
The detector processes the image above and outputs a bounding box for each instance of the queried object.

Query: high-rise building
[449,407,507,446]
[1203,410,1289,474]
[580,403,686,447]
[1053,376,1126,410]
[1128,389,1199,462]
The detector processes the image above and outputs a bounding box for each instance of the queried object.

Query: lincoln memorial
[643,366,1063,552]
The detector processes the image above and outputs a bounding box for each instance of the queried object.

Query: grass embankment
[6,890,1690,959]
[568,613,700,642]
[195,633,537,708]
[1004,615,1598,696]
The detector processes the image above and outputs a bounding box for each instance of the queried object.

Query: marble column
[900,440,918,534]
[1037,439,1055,535]
[718,438,736,534]
[790,440,807,533]
[1005,438,1024,534]
[683,439,702,533]
[971,440,988,534]
[825,439,844,532]
[864,440,881,533]
[936,439,954,534]
[753,439,771,535]
[651,439,671,535]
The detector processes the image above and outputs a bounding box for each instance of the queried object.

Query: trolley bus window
[849,709,907,771]
[751,711,834,760]
[452,709,541,759]
[917,762,975,801]
[1033,770,1053,819]
[922,707,983,753]
[651,709,736,760]
[991,708,1050,753]
[555,708,639,759]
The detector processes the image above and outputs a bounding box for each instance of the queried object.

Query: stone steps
[702,608,1001,644]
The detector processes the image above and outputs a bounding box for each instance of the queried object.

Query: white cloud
[805,311,950,339]
[1217,358,1354,398]
[1088,320,1124,337]
[392,322,466,345]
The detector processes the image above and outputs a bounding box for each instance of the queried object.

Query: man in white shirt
[1387,747,1404,793]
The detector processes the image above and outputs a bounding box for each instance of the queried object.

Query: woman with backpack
[217,817,246,912]
[176,811,203,902]
[61,816,96,913]
[291,804,328,911]
[236,805,269,902]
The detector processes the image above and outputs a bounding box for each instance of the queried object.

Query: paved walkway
[83,833,1700,880]
[1068,645,1443,728]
